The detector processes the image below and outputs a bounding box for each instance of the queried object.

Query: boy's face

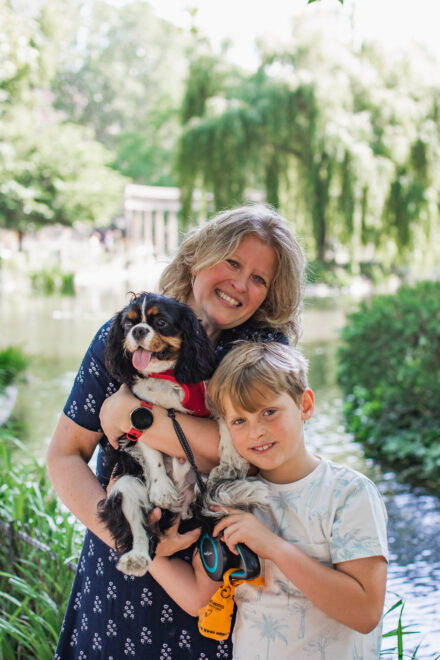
[223,388,316,484]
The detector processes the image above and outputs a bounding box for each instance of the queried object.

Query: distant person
[149,342,388,660]
[47,205,305,659]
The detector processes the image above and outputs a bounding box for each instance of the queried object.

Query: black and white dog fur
[99,291,269,577]
[98,292,217,576]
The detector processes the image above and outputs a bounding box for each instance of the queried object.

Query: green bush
[0,347,28,393]
[337,280,440,490]
[30,266,75,296]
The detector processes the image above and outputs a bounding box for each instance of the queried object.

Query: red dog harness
[126,371,210,442]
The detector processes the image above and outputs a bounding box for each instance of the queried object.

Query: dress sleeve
[63,320,120,431]
[330,475,389,564]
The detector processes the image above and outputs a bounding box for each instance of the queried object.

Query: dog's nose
[132,326,149,340]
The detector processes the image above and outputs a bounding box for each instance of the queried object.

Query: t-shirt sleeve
[330,475,389,564]
[63,320,119,431]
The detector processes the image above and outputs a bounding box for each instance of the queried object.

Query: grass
[0,430,81,660]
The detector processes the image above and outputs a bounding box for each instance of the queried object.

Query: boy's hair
[159,204,306,343]
[207,342,309,417]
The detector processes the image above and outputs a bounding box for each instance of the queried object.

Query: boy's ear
[300,389,314,421]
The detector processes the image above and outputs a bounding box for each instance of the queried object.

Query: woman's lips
[215,289,241,307]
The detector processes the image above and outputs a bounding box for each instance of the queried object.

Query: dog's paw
[149,478,180,511]
[117,551,151,577]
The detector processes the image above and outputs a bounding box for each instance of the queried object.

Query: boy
[150,342,388,659]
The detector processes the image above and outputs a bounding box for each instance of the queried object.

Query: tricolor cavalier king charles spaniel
[99,292,269,577]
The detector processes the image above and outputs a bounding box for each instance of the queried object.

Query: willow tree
[176,10,440,269]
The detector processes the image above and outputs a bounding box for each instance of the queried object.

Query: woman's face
[188,234,277,337]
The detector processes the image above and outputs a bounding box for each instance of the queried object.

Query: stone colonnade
[124,184,209,258]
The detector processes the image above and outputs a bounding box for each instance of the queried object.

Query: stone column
[154,210,165,258]
[166,211,179,255]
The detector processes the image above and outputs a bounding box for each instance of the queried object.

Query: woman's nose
[231,271,247,292]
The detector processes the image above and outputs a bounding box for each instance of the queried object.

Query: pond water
[1,287,439,658]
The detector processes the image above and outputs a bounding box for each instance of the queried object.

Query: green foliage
[0,348,28,393]
[51,0,188,184]
[338,281,440,489]
[176,14,440,269]
[30,266,75,296]
[0,431,81,659]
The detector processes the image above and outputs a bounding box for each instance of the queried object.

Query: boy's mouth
[250,442,275,454]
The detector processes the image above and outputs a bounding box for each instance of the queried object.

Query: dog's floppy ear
[105,310,135,384]
[174,306,218,383]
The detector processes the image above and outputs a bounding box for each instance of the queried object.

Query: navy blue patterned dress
[55,318,287,660]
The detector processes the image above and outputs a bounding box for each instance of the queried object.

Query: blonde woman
[47,205,305,660]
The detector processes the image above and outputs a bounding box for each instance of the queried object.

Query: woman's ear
[300,388,314,421]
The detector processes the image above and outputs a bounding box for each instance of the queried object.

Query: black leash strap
[167,408,206,494]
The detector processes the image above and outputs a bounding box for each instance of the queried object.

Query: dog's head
[105,292,218,385]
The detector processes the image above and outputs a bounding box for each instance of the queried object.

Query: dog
[98,292,218,577]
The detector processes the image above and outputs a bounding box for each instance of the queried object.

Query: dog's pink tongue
[132,348,152,371]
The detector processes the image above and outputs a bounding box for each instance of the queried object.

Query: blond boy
[150,342,388,660]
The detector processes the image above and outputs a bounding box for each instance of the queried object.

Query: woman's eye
[252,274,267,286]
[232,418,245,426]
[226,259,239,268]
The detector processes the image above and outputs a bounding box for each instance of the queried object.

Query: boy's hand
[212,506,278,559]
[151,509,201,557]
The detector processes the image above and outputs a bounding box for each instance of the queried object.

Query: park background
[0,0,440,657]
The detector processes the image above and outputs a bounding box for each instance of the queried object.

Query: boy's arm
[213,507,387,634]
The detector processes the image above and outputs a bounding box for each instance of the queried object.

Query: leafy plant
[0,431,81,659]
[338,281,440,490]
[30,266,75,296]
[0,347,28,393]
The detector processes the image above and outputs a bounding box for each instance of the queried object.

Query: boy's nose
[248,420,264,440]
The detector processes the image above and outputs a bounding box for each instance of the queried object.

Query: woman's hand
[212,506,278,559]
[151,509,201,557]
[99,384,138,448]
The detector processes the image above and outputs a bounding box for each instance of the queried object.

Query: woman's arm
[213,508,387,634]
[150,552,220,617]
[46,413,115,547]
[99,385,221,472]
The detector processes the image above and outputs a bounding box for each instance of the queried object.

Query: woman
[47,205,305,660]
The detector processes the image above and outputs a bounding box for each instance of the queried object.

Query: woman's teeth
[216,290,240,306]
[251,443,274,453]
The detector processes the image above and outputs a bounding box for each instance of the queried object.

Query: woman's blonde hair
[159,205,306,342]
[207,342,309,417]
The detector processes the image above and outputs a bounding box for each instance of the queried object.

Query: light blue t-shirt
[232,457,388,660]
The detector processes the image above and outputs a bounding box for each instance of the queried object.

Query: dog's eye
[155,318,168,329]
[124,321,133,330]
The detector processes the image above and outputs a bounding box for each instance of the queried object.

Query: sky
[146,0,440,70]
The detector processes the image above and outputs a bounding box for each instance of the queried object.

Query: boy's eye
[263,408,277,417]
[232,418,245,426]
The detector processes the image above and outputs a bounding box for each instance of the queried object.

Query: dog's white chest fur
[132,376,187,413]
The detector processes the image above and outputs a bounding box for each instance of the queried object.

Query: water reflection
[2,291,440,657]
